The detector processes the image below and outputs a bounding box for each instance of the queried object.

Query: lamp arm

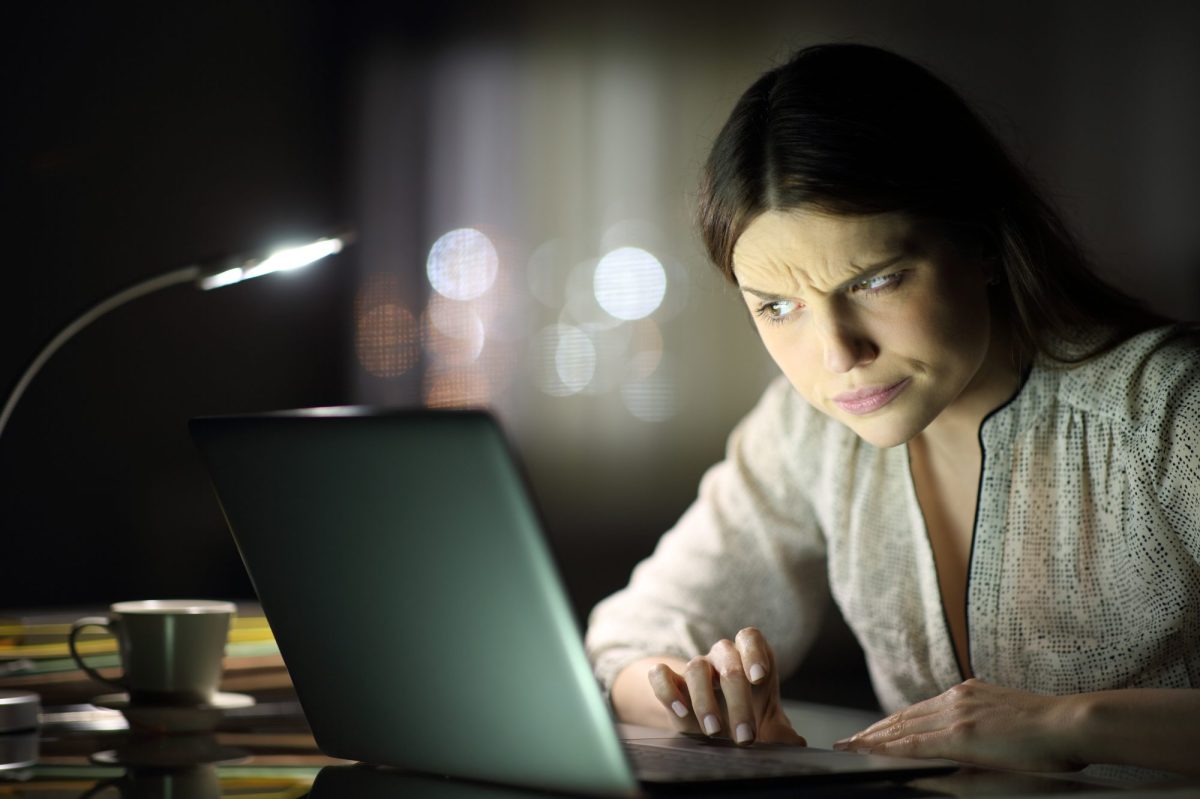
[0,265,202,441]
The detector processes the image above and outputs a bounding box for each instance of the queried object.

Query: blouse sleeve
[1128,329,1200,561]
[583,377,831,701]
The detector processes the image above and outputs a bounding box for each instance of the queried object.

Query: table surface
[4,692,1199,799]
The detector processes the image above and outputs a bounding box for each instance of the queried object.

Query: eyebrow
[739,253,907,301]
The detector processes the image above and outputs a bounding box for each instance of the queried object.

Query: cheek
[899,271,992,363]
[931,286,992,361]
[943,256,990,309]
[756,327,791,372]
[757,327,822,398]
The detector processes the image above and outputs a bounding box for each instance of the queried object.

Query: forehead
[732,209,917,291]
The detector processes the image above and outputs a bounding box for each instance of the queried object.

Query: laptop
[190,408,957,795]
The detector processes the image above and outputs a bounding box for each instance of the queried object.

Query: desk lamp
[0,232,354,440]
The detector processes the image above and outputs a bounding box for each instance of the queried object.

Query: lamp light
[0,232,354,440]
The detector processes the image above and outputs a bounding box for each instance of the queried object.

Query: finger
[732,629,806,746]
[734,627,771,685]
[647,663,702,734]
[837,708,949,751]
[851,683,966,740]
[866,727,959,761]
[836,711,916,749]
[850,709,908,741]
[683,657,723,737]
[836,679,991,750]
[888,679,989,735]
[852,690,1080,772]
[709,639,756,745]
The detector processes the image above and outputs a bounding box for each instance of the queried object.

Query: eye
[754,298,801,325]
[850,271,904,294]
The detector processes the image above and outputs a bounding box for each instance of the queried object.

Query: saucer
[91,734,249,767]
[93,692,255,734]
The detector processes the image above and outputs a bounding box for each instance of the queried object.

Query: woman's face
[732,208,1004,448]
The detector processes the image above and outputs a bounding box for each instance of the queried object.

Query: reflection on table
[0,684,345,799]
[3,694,1199,798]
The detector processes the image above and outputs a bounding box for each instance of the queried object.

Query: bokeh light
[423,293,486,366]
[593,246,666,320]
[473,338,519,397]
[526,238,570,309]
[573,321,632,395]
[565,258,621,330]
[601,218,665,254]
[650,255,691,323]
[427,227,499,301]
[424,367,490,408]
[534,324,596,397]
[356,303,420,378]
[628,318,664,379]
[470,263,529,343]
[621,358,676,422]
[355,273,420,378]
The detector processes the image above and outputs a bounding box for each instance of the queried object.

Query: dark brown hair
[698,43,1169,364]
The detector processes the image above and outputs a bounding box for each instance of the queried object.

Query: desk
[0,683,347,797]
[4,697,1198,798]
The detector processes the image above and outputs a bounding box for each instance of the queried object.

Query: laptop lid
[191,408,638,796]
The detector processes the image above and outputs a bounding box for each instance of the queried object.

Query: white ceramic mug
[68,600,236,706]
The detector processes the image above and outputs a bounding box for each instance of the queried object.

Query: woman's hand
[835,679,1083,771]
[646,627,806,746]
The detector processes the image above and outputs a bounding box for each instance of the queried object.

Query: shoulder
[721,376,865,516]
[1052,325,1200,432]
[733,375,856,464]
[740,375,814,433]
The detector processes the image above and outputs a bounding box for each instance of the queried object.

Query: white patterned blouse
[585,325,1200,715]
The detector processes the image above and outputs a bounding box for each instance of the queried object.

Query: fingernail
[703,714,721,735]
[671,701,688,718]
[833,739,848,750]
[735,723,753,744]
[749,663,766,683]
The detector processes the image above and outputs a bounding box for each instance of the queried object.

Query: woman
[584,43,1200,775]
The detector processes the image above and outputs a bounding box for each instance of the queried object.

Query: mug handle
[68,616,127,691]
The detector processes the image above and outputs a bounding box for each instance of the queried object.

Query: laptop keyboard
[623,740,828,780]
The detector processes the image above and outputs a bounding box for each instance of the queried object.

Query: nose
[814,307,877,373]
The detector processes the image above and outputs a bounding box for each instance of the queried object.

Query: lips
[833,378,911,416]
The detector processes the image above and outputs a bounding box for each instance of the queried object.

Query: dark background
[2,2,352,603]
[4,2,1199,711]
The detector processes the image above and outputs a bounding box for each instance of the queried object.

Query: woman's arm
[585,378,830,704]
[837,679,1200,775]
[1073,687,1200,774]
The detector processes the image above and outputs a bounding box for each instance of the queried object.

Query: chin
[853,429,912,449]
[842,416,920,449]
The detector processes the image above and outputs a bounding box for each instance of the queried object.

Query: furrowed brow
[739,286,790,302]
[740,253,907,301]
